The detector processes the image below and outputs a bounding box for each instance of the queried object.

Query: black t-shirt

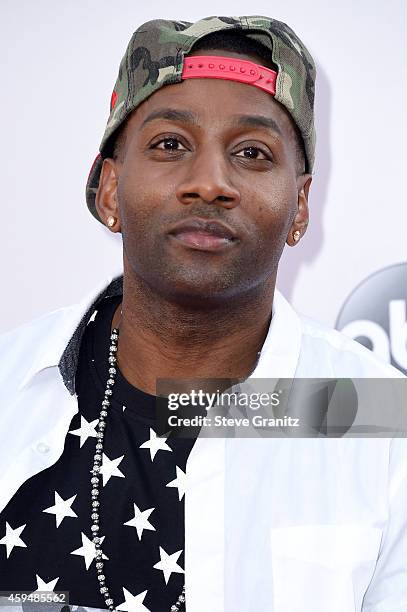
[0,295,196,611]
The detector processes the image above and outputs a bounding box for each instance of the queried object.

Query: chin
[155,275,243,308]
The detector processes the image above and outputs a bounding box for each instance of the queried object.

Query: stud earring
[107,216,116,228]
[293,230,301,242]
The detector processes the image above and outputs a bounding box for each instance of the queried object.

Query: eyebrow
[141,109,199,129]
[140,108,283,137]
[232,114,283,137]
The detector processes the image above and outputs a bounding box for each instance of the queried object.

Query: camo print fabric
[86,15,316,223]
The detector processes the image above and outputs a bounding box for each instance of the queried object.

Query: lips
[168,218,238,252]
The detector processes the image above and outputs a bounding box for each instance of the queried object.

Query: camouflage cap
[86,15,316,223]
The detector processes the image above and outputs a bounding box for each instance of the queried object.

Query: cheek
[116,167,172,239]
[251,179,298,243]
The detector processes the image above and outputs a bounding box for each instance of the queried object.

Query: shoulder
[0,274,120,376]
[0,305,78,391]
[0,305,77,351]
[297,314,404,378]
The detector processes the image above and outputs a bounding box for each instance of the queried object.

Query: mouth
[167,218,238,252]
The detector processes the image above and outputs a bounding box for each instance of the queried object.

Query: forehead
[124,49,297,142]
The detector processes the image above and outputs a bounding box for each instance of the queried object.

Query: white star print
[124,503,155,540]
[153,546,184,584]
[116,587,150,612]
[69,415,99,447]
[139,428,172,461]
[166,466,187,501]
[88,310,98,323]
[123,405,127,412]
[71,533,108,570]
[0,522,27,558]
[99,453,125,486]
[34,575,59,592]
[43,492,78,528]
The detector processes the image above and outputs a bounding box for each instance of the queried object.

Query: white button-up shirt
[0,274,406,612]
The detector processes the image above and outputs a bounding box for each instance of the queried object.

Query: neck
[112,268,276,396]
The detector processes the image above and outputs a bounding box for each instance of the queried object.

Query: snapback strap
[181,55,277,96]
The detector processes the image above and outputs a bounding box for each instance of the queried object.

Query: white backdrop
[2,0,406,364]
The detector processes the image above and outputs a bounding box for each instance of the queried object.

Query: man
[0,15,406,612]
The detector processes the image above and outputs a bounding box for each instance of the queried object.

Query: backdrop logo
[336,263,407,375]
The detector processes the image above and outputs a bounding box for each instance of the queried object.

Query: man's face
[97,49,311,305]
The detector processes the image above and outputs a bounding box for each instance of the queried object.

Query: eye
[235,146,271,161]
[151,137,187,151]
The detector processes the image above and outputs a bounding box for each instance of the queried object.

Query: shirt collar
[250,289,302,379]
[20,275,302,395]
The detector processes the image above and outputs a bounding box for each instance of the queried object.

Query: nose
[175,146,241,209]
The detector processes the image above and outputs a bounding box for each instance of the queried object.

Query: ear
[286,174,312,246]
[95,158,122,233]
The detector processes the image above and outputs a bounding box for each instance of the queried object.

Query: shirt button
[36,442,50,454]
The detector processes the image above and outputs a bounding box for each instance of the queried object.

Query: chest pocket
[269,524,383,612]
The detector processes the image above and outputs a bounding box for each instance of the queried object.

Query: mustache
[159,206,240,231]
